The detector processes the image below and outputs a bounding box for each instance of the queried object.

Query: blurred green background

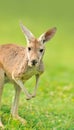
[0,0,74,129]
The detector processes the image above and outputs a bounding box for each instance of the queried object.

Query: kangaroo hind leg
[11,84,27,124]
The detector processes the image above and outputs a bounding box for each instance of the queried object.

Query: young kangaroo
[0,22,56,127]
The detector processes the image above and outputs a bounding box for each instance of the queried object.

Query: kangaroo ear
[38,27,57,44]
[20,22,35,43]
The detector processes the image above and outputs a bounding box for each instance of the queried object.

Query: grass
[1,64,74,130]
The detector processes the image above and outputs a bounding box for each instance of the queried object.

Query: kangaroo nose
[32,60,37,66]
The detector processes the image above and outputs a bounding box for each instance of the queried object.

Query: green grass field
[0,0,74,129]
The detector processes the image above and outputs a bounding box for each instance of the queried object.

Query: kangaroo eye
[40,49,43,53]
[28,47,31,51]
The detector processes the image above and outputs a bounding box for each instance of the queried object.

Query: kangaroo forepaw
[26,94,32,100]
[31,93,36,98]
[26,93,36,100]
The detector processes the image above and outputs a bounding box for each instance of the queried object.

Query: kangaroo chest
[21,66,40,81]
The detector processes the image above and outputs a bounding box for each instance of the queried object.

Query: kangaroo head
[20,22,57,67]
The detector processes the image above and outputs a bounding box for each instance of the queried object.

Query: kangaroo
[0,22,57,127]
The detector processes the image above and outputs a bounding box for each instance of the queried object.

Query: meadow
[0,0,74,129]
